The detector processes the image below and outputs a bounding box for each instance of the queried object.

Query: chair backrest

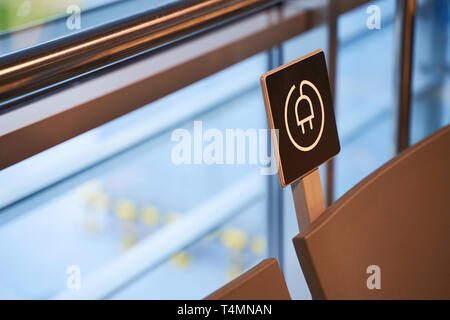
[294,125,450,299]
[205,258,291,300]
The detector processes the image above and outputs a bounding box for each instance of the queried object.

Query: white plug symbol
[294,93,314,134]
[284,80,325,152]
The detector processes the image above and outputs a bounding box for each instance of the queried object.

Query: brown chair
[294,125,450,299]
[205,258,291,300]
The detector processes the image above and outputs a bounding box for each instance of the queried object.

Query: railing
[0,0,329,170]
[0,0,279,111]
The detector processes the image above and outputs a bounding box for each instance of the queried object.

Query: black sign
[261,50,340,187]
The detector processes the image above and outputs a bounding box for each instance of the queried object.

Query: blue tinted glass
[0,53,270,299]
[335,0,396,199]
[410,0,450,144]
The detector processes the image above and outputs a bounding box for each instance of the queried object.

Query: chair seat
[294,125,450,299]
[205,258,291,300]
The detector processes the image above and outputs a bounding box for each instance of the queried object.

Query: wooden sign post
[260,49,340,230]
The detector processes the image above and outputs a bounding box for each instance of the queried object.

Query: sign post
[260,49,340,230]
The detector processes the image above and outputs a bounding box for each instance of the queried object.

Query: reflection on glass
[0,0,81,32]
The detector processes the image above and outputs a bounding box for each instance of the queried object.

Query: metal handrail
[394,0,416,152]
[0,0,279,111]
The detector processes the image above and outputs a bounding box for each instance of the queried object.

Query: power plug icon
[295,93,314,134]
[284,80,325,152]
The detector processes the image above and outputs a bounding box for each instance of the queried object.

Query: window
[410,0,450,144]
[335,0,396,198]
[0,53,271,299]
